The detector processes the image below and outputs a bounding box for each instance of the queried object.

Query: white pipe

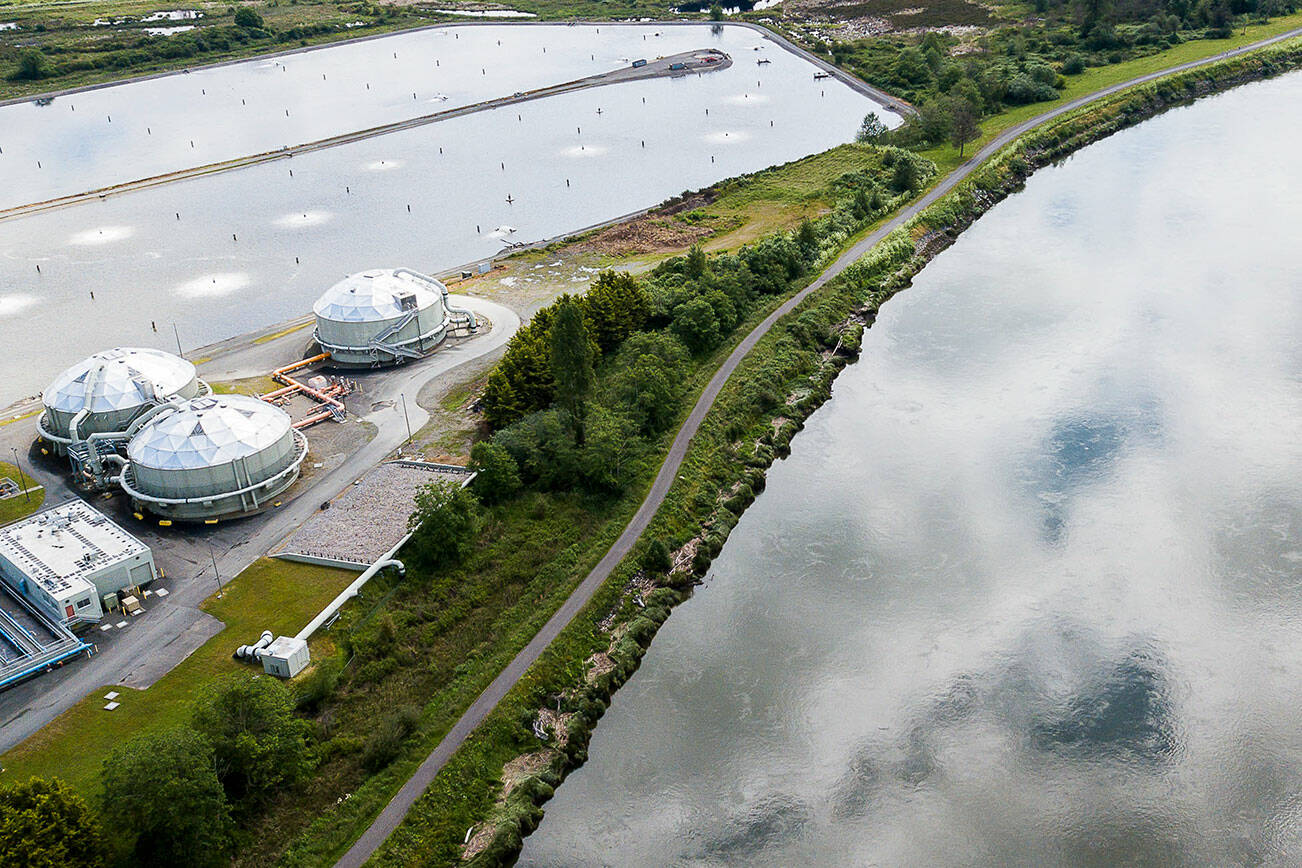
[234,629,274,660]
[295,537,409,643]
[393,267,477,330]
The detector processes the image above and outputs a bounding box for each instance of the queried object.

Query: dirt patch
[577,216,714,258]
[771,415,790,436]
[501,750,556,798]
[536,708,576,748]
[586,652,616,684]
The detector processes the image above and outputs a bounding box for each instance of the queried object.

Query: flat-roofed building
[0,500,156,624]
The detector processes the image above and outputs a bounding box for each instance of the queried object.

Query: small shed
[261,635,310,678]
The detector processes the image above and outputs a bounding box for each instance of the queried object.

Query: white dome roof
[313,269,443,323]
[44,348,196,415]
[127,395,292,470]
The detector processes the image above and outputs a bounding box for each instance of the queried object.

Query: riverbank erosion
[377,38,1302,867]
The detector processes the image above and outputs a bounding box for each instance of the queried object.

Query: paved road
[0,296,519,755]
[335,26,1302,868]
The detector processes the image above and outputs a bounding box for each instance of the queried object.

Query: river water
[520,71,1302,866]
[0,23,889,402]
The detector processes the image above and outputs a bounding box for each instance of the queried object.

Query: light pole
[399,392,413,443]
[173,322,183,357]
[210,545,223,598]
[10,447,30,503]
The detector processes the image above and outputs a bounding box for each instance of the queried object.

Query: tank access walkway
[0,580,93,692]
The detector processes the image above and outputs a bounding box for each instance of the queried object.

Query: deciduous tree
[101,727,233,868]
[191,676,313,804]
[407,478,479,569]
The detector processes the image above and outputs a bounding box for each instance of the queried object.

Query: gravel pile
[281,462,469,566]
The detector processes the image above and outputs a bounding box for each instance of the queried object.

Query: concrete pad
[154,588,169,597]
[104,691,119,700]
[100,624,113,632]
[103,701,119,710]
[115,621,128,628]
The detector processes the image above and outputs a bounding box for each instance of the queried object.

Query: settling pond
[0,23,892,402]
[520,70,1302,866]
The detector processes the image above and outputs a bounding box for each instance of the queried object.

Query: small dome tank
[313,268,450,367]
[120,394,307,521]
[39,347,204,453]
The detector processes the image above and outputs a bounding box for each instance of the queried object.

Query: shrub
[641,539,672,574]
[361,706,422,772]
[8,49,52,82]
[469,441,521,505]
[295,656,342,711]
[191,676,313,803]
[233,7,264,27]
[406,478,479,570]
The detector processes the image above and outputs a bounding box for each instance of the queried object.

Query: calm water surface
[0,23,886,401]
[0,23,865,209]
[520,71,1302,866]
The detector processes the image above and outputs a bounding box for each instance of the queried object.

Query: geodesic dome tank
[312,268,451,367]
[120,394,307,521]
[38,348,204,453]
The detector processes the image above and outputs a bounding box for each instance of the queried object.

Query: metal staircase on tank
[367,310,424,361]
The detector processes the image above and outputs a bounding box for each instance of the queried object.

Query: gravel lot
[279,462,470,566]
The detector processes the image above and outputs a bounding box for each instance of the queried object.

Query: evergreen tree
[583,270,650,352]
[549,296,596,444]
[0,777,103,868]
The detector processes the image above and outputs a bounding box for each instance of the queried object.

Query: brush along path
[335,27,1302,868]
[0,48,730,221]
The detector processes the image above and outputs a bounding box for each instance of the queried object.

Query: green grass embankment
[0,460,44,525]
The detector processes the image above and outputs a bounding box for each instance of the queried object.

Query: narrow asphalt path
[338,28,1302,867]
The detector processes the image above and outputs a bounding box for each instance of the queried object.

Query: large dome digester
[312,268,475,366]
[38,347,204,452]
[120,394,307,521]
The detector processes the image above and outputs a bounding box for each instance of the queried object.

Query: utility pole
[210,546,223,598]
[10,447,30,503]
[399,392,413,443]
[173,322,183,357]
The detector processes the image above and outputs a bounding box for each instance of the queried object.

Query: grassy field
[0,557,357,796]
[0,459,44,524]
